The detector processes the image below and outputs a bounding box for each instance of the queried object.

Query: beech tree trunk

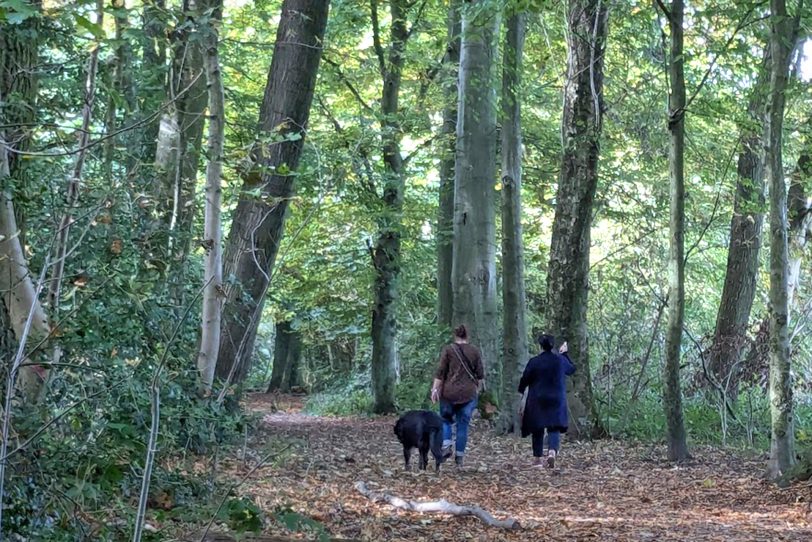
[196,0,225,391]
[0,1,51,401]
[267,321,293,393]
[765,0,796,480]
[369,0,410,414]
[497,11,527,434]
[452,0,500,385]
[154,0,209,267]
[661,0,689,461]
[545,0,608,438]
[708,48,770,392]
[436,0,461,330]
[215,0,330,384]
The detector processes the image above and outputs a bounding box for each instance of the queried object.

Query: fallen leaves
[213,394,812,541]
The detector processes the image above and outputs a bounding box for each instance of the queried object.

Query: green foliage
[218,497,264,533]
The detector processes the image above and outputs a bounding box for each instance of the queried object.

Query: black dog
[394,410,451,472]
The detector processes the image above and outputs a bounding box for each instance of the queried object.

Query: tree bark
[197,0,225,392]
[497,10,527,434]
[436,0,461,330]
[138,0,167,166]
[544,0,608,438]
[0,1,51,401]
[708,47,770,393]
[369,0,412,414]
[452,0,501,386]
[267,321,293,393]
[215,0,330,384]
[765,0,797,480]
[661,0,689,461]
[154,0,209,269]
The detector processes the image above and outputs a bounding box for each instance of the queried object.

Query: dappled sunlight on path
[233,394,812,541]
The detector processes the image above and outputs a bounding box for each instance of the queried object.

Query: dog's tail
[394,418,403,439]
[428,424,449,460]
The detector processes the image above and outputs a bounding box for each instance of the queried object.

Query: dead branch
[353,481,520,529]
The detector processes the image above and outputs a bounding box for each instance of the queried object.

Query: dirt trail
[232,394,812,541]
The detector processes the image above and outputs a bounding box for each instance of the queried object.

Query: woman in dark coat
[518,334,575,468]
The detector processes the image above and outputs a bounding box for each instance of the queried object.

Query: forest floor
[215,393,812,541]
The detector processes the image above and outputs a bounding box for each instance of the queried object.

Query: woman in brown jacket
[430,325,484,466]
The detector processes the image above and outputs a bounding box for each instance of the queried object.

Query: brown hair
[453,324,468,339]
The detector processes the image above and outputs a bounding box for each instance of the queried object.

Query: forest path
[234,393,812,541]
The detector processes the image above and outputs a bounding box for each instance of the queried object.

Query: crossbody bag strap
[452,344,478,383]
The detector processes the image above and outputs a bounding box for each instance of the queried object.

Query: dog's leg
[403,447,411,471]
[419,448,428,470]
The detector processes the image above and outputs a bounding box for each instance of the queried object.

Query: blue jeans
[440,398,477,455]
[532,428,560,457]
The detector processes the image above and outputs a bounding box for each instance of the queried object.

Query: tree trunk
[497,11,527,435]
[267,321,293,393]
[284,329,302,391]
[154,0,209,270]
[787,150,812,309]
[215,0,330,384]
[370,0,410,414]
[139,0,167,165]
[196,0,225,392]
[452,0,500,386]
[765,0,796,480]
[0,1,50,401]
[708,48,770,394]
[661,0,689,461]
[544,0,608,438]
[436,0,461,330]
[0,1,42,250]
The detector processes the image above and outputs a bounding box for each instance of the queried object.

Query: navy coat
[518,351,576,437]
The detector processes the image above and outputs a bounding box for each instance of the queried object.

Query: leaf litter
[212,394,812,541]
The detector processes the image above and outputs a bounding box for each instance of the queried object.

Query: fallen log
[353,481,520,529]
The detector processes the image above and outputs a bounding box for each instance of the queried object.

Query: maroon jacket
[434,343,484,404]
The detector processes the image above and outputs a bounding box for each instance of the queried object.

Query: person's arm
[517,359,532,394]
[431,348,449,403]
[474,350,485,391]
[559,342,576,375]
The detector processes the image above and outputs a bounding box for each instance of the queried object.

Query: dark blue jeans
[440,398,477,455]
[532,428,561,457]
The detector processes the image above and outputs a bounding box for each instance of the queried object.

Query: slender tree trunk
[660,0,689,461]
[196,0,225,392]
[49,0,105,317]
[497,10,527,434]
[216,0,330,384]
[154,0,209,269]
[545,0,608,438]
[267,321,293,392]
[709,48,770,393]
[370,0,411,414]
[139,0,167,165]
[765,0,797,480]
[436,0,461,330]
[452,0,501,385]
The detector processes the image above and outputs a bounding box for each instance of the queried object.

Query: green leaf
[0,0,38,23]
[75,14,105,39]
